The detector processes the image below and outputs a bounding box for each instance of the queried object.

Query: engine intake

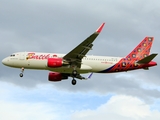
[48,72,68,81]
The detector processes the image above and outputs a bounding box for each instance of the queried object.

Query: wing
[63,23,105,67]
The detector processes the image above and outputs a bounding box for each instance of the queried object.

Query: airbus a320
[2,23,158,85]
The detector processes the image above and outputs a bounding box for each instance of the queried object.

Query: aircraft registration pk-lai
[2,23,158,85]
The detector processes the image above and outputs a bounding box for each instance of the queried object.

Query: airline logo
[26,53,58,60]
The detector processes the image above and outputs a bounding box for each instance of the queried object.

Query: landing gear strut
[71,70,78,85]
[19,67,24,77]
[71,79,77,85]
[72,70,78,77]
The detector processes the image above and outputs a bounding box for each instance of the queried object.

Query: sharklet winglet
[96,23,105,33]
[84,73,93,80]
[88,72,93,79]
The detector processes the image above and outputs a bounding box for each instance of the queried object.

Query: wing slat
[63,23,105,68]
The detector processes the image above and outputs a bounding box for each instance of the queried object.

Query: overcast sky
[0,0,160,120]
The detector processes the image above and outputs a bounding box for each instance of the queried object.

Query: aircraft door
[19,52,26,60]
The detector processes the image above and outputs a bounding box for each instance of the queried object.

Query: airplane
[2,23,158,85]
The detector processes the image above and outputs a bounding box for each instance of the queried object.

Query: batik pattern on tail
[101,37,154,73]
[126,37,153,60]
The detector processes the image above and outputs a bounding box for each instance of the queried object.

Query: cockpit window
[10,54,15,57]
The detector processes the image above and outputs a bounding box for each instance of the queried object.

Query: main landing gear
[71,70,78,85]
[19,67,24,77]
[71,79,77,85]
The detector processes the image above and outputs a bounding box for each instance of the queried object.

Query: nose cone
[2,58,8,66]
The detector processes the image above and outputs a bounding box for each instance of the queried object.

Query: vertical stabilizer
[126,37,154,60]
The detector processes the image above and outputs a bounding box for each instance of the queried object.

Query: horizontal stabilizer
[137,53,158,64]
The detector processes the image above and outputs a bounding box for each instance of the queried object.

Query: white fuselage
[2,52,122,74]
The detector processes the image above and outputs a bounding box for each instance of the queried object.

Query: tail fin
[126,37,154,60]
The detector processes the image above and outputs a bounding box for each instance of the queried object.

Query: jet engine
[48,72,68,81]
[47,58,63,67]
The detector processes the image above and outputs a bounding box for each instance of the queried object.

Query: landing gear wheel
[72,70,77,77]
[19,67,24,77]
[71,79,77,85]
[19,73,23,77]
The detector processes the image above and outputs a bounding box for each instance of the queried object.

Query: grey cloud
[51,72,160,102]
[0,0,160,102]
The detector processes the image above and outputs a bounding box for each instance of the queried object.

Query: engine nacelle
[48,72,68,82]
[47,58,63,67]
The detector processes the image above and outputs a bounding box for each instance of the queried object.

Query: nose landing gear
[19,73,23,77]
[19,67,24,77]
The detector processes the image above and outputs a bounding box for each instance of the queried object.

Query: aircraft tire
[72,79,76,85]
[19,73,23,77]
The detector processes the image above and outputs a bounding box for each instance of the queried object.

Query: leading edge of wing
[63,23,105,62]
